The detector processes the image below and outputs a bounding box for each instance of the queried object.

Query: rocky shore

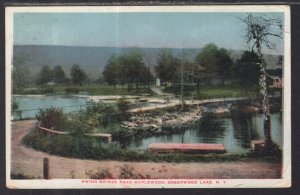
[119,107,203,136]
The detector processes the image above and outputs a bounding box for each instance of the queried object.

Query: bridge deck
[148,143,226,154]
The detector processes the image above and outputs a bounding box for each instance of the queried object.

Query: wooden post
[43,157,50,179]
[108,136,112,145]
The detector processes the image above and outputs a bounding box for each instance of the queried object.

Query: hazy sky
[14,12,284,54]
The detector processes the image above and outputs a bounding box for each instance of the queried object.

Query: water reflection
[197,113,225,140]
[125,112,282,154]
[231,112,260,148]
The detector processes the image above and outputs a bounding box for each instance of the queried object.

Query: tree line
[36,64,89,85]
[12,44,264,94]
[102,44,263,94]
[102,51,153,92]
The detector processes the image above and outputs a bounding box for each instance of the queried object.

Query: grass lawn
[17,84,257,99]
[164,85,258,99]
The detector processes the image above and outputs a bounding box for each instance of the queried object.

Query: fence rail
[12,103,91,120]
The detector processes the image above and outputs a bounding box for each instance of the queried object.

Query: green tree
[195,44,233,87]
[103,55,120,88]
[53,65,68,84]
[117,97,130,120]
[36,65,53,85]
[70,64,87,85]
[155,49,180,86]
[216,48,233,85]
[122,51,147,92]
[12,55,30,92]
[232,51,261,92]
[195,43,219,74]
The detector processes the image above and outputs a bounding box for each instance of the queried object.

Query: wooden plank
[148,143,226,154]
[85,133,112,137]
[37,126,70,135]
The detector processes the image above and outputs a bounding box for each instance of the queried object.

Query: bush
[64,87,79,94]
[117,97,130,120]
[36,108,66,130]
[40,87,54,94]
[86,102,119,127]
[86,168,114,179]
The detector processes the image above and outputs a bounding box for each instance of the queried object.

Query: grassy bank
[164,85,258,99]
[22,128,281,163]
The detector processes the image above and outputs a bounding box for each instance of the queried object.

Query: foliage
[85,102,119,128]
[12,55,30,92]
[119,165,150,179]
[53,65,68,84]
[195,43,219,73]
[40,87,54,94]
[155,48,180,86]
[216,48,233,85]
[36,108,66,130]
[117,97,131,119]
[232,51,261,89]
[65,113,92,135]
[86,168,114,179]
[12,98,19,112]
[35,102,120,135]
[22,128,281,163]
[36,65,53,85]
[103,51,151,91]
[103,55,121,88]
[195,44,233,87]
[64,87,79,94]
[70,64,87,85]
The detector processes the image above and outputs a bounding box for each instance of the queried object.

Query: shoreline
[11,120,282,179]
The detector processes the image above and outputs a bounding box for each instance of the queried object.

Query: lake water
[13,95,282,154]
[13,95,88,119]
[123,112,282,154]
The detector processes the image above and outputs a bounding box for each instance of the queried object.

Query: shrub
[86,102,119,127]
[86,168,114,179]
[36,108,66,130]
[64,87,79,94]
[117,97,130,120]
[40,87,54,94]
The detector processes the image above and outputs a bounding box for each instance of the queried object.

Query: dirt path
[11,120,281,179]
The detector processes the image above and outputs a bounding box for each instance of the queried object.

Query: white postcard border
[5,5,291,189]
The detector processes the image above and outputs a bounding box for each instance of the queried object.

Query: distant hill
[13,45,281,79]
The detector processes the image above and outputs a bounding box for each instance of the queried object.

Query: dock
[148,143,226,154]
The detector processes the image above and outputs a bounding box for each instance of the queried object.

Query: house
[266,68,282,96]
[266,68,283,89]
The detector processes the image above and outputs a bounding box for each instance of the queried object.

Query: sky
[13,12,284,54]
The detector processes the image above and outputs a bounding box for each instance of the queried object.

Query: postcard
[5,5,291,188]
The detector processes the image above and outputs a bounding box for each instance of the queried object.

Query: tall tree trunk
[256,42,272,147]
